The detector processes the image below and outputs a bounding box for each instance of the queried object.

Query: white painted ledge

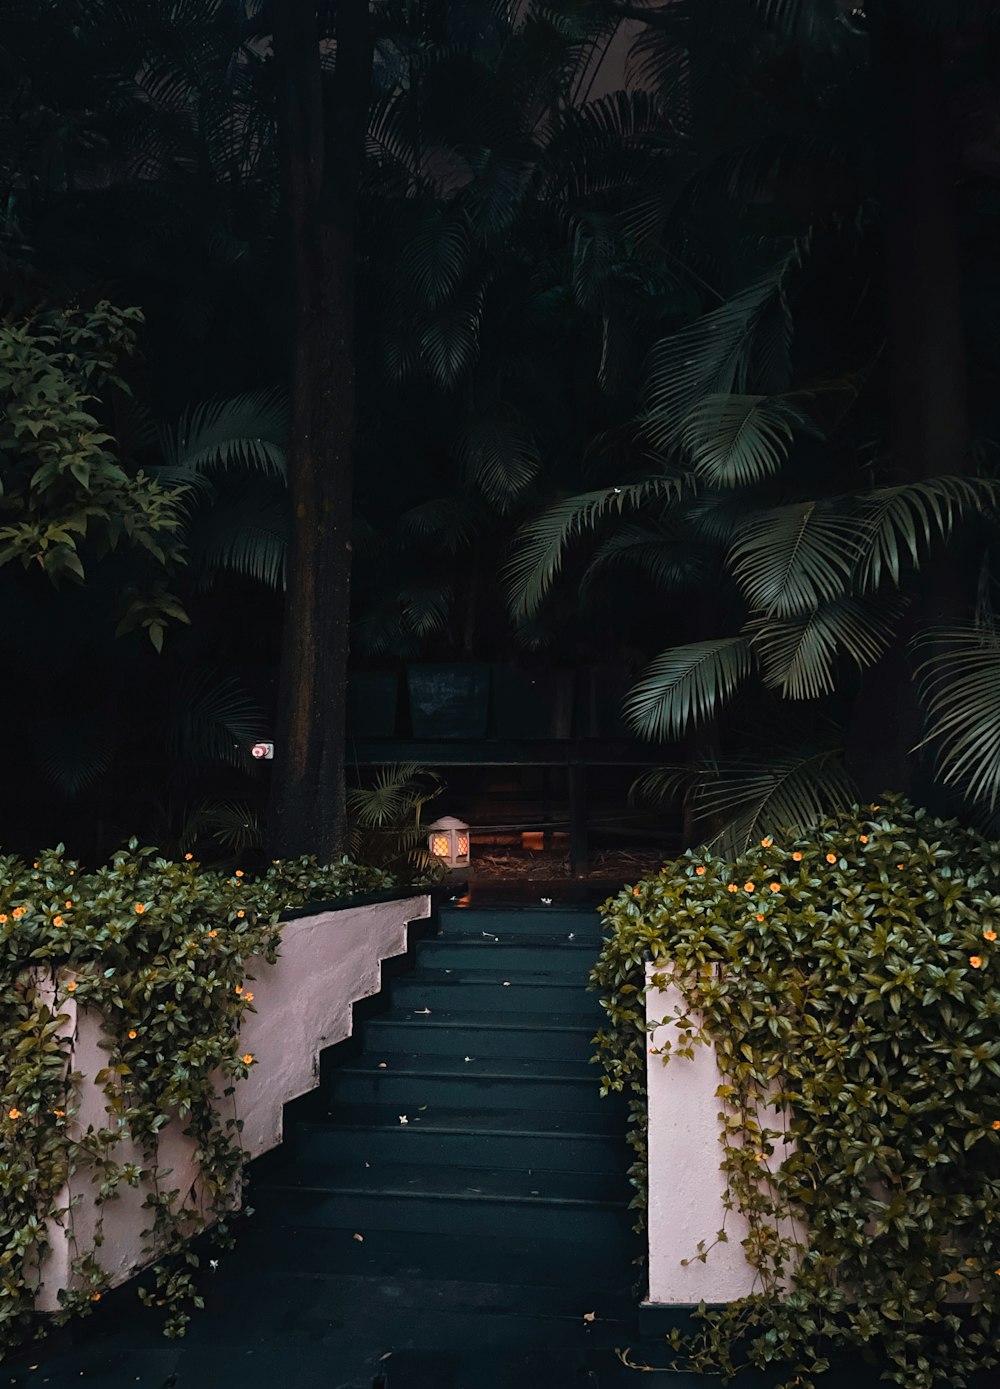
[643,962,803,1309]
[34,892,431,1311]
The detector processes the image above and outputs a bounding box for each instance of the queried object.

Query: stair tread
[319,1102,626,1134]
[261,1161,630,1206]
[396,968,603,989]
[370,1008,598,1032]
[338,1052,600,1081]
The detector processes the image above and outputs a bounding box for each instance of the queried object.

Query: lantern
[427,816,471,868]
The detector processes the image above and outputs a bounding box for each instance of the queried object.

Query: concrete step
[364,1010,597,1061]
[417,937,601,978]
[390,972,604,1017]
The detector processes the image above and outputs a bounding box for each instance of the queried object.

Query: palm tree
[506,0,1000,848]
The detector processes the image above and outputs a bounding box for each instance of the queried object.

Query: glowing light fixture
[427,816,471,868]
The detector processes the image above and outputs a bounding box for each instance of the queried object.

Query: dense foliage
[594,798,1000,1389]
[0,843,405,1352]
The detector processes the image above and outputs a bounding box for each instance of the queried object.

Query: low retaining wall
[643,963,803,1312]
[36,892,431,1310]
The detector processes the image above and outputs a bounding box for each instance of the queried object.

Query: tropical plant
[594,796,1000,1389]
[346,763,446,875]
[506,0,1000,840]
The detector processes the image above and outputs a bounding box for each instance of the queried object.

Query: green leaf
[624,636,754,741]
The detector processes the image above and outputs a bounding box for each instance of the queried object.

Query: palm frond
[401,211,471,308]
[678,393,811,487]
[37,717,115,799]
[454,412,540,513]
[180,799,263,856]
[747,593,907,700]
[913,626,1000,811]
[418,293,482,388]
[642,257,796,450]
[853,477,994,591]
[582,521,702,595]
[506,474,691,622]
[194,481,288,590]
[164,670,267,769]
[696,747,857,856]
[624,636,753,742]
[159,390,288,478]
[728,499,858,617]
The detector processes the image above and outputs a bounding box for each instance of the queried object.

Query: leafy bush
[0,843,408,1353]
[593,798,1000,1389]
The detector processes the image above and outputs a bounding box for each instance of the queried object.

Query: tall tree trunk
[268,0,371,860]
[846,9,970,803]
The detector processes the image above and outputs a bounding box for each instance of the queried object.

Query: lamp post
[427,816,471,869]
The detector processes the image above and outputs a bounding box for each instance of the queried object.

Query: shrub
[593,798,1000,1389]
[0,842,409,1353]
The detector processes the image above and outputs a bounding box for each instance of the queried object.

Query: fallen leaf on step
[353,1233,364,1242]
[418,1105,428,1111]
[541,897,553,905]
[365,1161,371,1168]
[415,1008,432,1015]
[378,1062,388,1069]
[583,1311,596,1324]
[502,981,511,987]
[380,1353,393,1361]
[399,1115,409,1124]
[568,933,575,941]
[464,1056,474,1062]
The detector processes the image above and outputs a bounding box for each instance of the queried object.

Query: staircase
[248,901,641,1388]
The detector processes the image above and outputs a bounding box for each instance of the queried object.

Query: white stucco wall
[35,893,430,1311]
[643,963,803,1308]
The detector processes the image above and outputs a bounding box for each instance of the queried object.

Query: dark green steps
[364,1009,597,1060]
[417,937,601,976]
[246,900,632,1366]
[390,972,604,1016]
[234,1220,638,1290]
[436,905,607,943]
[330,1053,617,1112]
[257,1177,629,1242]
[295,1116,627,1172]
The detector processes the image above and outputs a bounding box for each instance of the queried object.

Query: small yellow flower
[743,882,755,893]
[33,862,39,869]
[242,1053,254,1066]
[897,863,904,870]
[12,907,25,919]
[65,900,72,908]
[859,836,868,844]
[134,903,146,914]
[236,909,245,919]
[8,1108,21,1120]
[91,1292,101,1302]
[66,980,77,992]
[235,870,245,879]
[53,916,64,927]
[128,1029,137,1040]
[984,930,998,942]
[970,956,984,970]
[755,913,765,922]
[871,804,880,811]
[0,915,7,924]
[761,837,773,848]
[184,853,193,861]
[53,1109,64,1118]
[208,929,218,939]
[825,853,837,864]
[695,866,706,876]
[769,882,780,893]
[632,887,640,896]
[727,883,738,893]
[244,991,254,1002]
[992,1120,1000,1131]
[235,985,243,995]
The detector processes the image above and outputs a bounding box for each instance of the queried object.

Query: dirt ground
[469,843,666,881]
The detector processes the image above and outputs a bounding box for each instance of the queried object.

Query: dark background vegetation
[3,0,1000,864]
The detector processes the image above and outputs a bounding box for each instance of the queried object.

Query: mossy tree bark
[268,0,372,860]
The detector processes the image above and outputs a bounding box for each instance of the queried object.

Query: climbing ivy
[593,798,1000,1389]
[0,843,408,1355]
